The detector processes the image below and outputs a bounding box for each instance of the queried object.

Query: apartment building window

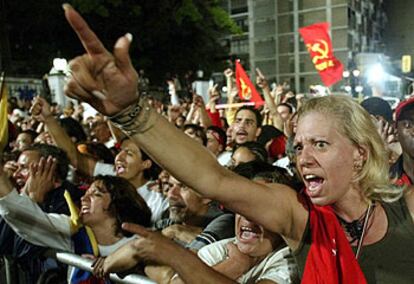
[234,17,249,33]
[348,8,356,30]
[278,0,293,13]
[291,58,296,73]
[278,15,294,34]
[300,77,306,92]
[348,34,354,50]
[332,29,348,49]
[332,0,347,5]
[231,0,247,14]
[231,37,249,54]
[332,7,347,27]
[301,0,325,10]
[301,10,326,27]
[278,55,294,74]
[299,14,304,27]
[278,35,294,54]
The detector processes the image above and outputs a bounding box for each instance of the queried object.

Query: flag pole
[0,72,5,102]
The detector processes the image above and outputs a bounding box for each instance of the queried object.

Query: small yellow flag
[402,55,412,73]
[0,75,8,154]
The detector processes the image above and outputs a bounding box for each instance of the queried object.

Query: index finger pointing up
[63,3,108,56]
[256,68,264,78]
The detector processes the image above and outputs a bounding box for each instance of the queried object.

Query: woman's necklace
[335,202,375,259]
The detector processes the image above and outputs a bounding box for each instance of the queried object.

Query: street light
[343,71,350,78]
[367,64,385,83]
[352,69,361,77]
[343,67,362,97]
[49,57,71,107]
[344,85,352,92]
[355,85,364,93]
[52,58,68,73]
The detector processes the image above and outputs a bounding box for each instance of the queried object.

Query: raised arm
[0,166,72,251]
[256,68,283,131]
[31,96,98,176]
[95,223,239,284]
[62,4,306,241]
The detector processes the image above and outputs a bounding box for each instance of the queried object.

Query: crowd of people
[0,4,414,284]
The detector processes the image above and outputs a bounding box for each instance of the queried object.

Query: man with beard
[155,175,234,250]
[391,97,414,185]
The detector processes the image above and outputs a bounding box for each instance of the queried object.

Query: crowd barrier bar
[215,101,265,109]
[56,252,156,284]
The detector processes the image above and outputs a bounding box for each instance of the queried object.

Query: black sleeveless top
[293,197,414,283]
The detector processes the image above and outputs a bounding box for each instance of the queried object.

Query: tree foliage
[3,0,239,82]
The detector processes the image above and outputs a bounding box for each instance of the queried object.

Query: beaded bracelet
[109,97,156,136]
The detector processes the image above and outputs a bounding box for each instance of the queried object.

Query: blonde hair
[297,95,403,203]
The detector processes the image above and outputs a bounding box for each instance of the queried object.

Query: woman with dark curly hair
[0,172,151,283]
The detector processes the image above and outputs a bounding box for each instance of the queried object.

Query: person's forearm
[170,90,180,106]
[0,190,72,251]
[199,107,212,128]
[130,109,228,201]
[44,116,96,176]
[185,107,196,124]
[0,173,13,198]
[104,241,139,273]
[44,116,79,166]
[168,245,237,284]
[108,121,126,143]
[212,258,248,280]
[262,86,277,114]
[272,113,284,132]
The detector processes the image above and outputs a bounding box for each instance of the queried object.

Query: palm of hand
[63,5,139,116]
[68,53,139,116]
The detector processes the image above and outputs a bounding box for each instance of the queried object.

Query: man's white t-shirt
[198,238,299,284]
[217,151,232,167]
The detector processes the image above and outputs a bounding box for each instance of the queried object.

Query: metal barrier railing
[56,252,156,284]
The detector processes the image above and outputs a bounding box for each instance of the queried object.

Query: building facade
[222,0,387,93]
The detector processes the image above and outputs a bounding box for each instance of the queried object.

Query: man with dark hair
[13,130,37,152]
[218,106,263,166]
[360,97,393,123]
[90,121,116,148]
[233,106,262,145]
[276,103,294,123]
[183,124,207,146]
[0,143,83,283]
[391,97,414,185]
[206,126,227,157]
[59,117,87,143]
[154,175,234,250]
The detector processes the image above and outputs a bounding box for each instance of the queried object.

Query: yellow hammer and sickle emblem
[239,78,252,100]
[306,40,333,71]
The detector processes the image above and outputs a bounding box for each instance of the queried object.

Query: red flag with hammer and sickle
[235,60,264,108]
[299,22,343,87]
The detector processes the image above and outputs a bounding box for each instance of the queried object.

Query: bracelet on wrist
[109,97,156,136]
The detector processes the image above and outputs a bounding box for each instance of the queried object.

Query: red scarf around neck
[302,203,367,284]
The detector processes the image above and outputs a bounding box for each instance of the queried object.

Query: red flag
[235,60,264,108]
[299,22,343,87]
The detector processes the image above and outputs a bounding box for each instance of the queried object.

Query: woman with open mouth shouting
[60,4,414,283]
